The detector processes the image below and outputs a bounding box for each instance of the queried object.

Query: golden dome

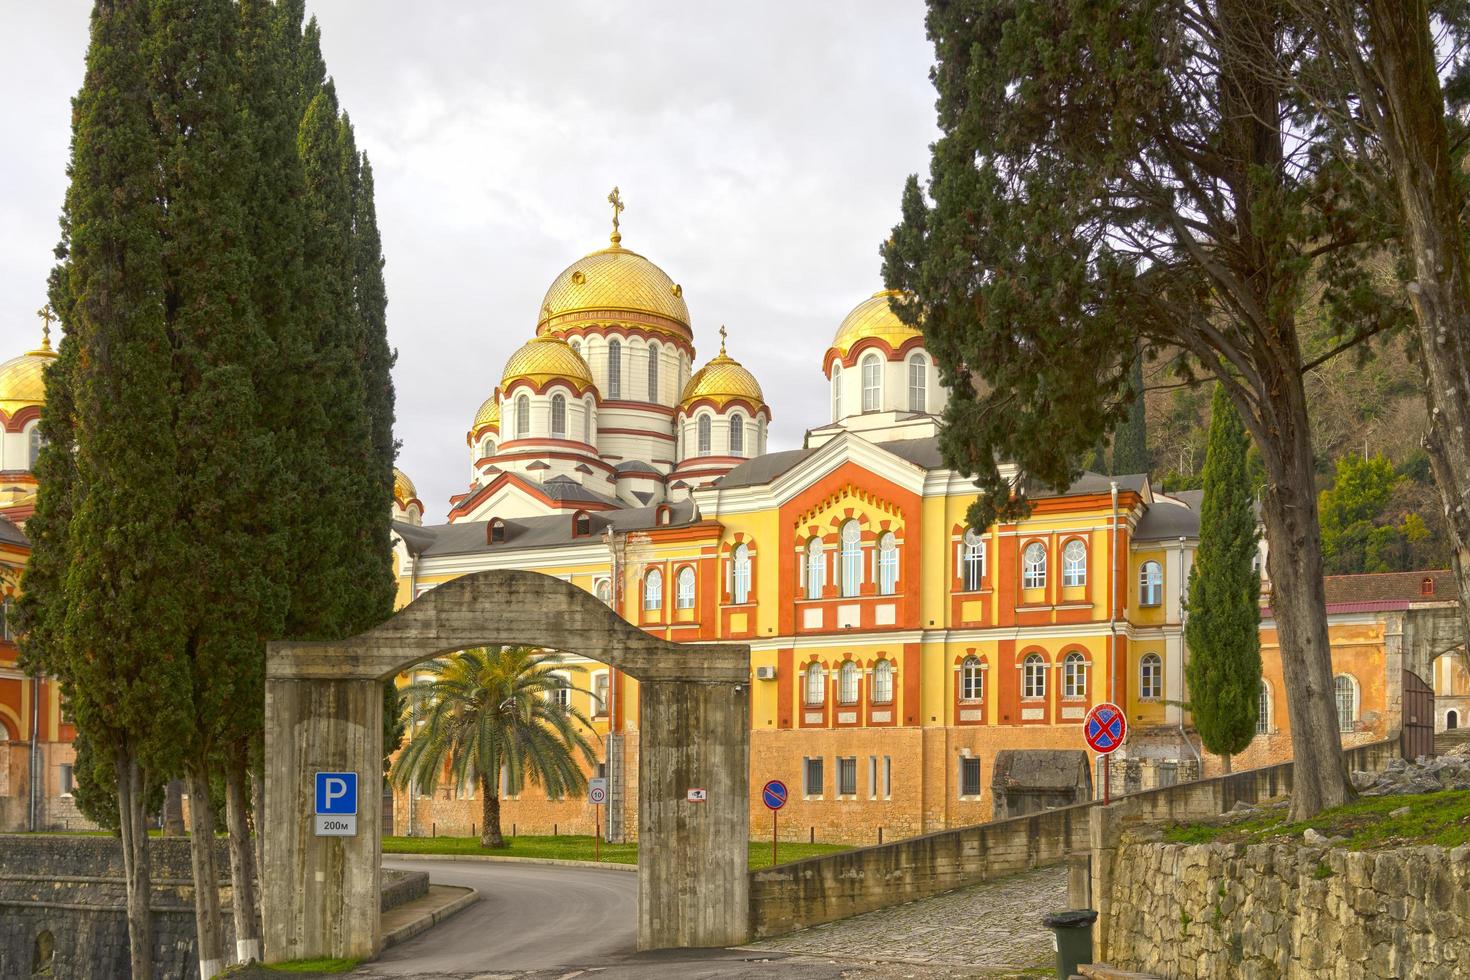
[500,334,595,394]
[537,244,691,336]
[393,467,418,506]
[679,330,766,413]
[829,290,923,365]
[472,392,500,432]
[0,335,57,417]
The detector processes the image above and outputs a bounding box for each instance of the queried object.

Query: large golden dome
[537,243,691,337]
[472,392,500,432]
[0,334,57,417]
[829,290,923,366]
[679,332,766,413]
[393,467,418,506]
[500,334,596,394]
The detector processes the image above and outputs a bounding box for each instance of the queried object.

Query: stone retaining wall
[1099,833,1470,978]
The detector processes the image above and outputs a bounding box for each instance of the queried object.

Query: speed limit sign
[588,778,607,806]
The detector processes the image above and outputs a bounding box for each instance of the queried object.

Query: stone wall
[1099,833,1470,978]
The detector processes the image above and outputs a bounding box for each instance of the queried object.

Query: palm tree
[392,645,599,847]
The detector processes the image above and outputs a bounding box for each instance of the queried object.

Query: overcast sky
[0,1,938,520]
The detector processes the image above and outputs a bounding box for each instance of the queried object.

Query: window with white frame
[551,394,566,438]
[732,543,751,604]
[551,675,571,710]
[838,661,859,705]
[962,529,986,591]
[480,437,494,458]
[592,672,610,716]
[729,413,744,456]
[959,756,981,797]
[1063,651,1087,699]
[869,755,892,799]
[648,342,660,401]
[571,338,582,356]
[1139,560,1163,606]
[1022,542,1047,590]
[515,394,530,438]
[608,340,622,398]
[804,756,824,796]
[804,663,825,705]
[839,520,862,597]
[697,414,711,456]
[837,756,857,796]
[643,568,662,611]
[877,531,898,595]
[1062,539,1087,587]
[861,353,881,412]
[1022,653,1046,700]
[2,597,13,642]
[831,364,843,419]
[1335,674,1358,732]
[676,566,696,609]
[960,655,983,701]
[872,659,894,704]
[594,578,612,605]
[1140,653,1162,700]
[908,353,926,412]
[584,398,593,443]
[1257,681,1271,735]
[59,763,74,797]
[805,538,825,599]
[28,426,42,469]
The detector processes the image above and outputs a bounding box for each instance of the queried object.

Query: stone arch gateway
[261,569,751,962]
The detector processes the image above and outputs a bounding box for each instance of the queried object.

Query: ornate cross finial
[607,186,624,247]
[35,304,55,351]
[718,324,728,356]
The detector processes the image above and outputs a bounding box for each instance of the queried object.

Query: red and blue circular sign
[1083,702,1127,755]
[762,779,788,811]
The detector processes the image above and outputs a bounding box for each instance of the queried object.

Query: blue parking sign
[315,772,358,816]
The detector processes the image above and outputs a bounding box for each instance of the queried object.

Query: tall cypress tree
[1184,384,1263,772]
[1110,344,1149,475]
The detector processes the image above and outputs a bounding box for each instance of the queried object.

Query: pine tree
[1185,385,1263,772]
[1110,345,1149,475]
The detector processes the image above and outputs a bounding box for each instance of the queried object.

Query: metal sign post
[761,779,788,866]
[588,778,607,862]
[1083,702,1127,805]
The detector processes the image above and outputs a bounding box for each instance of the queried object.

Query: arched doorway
[1448,710,1459,730]
[262,570,750,963]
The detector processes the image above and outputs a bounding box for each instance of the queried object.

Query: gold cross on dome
[35,304,55,350]
[607,186,624,246]
[718,324,728,356]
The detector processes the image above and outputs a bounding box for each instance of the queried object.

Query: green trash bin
[1041,908,1097,978]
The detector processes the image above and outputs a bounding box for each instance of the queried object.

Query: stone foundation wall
[1099,833,1470,979]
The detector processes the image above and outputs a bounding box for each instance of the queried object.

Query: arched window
[1334,674,1358,732]
[960,656,983,701]
[607,339,622,398]
[1139,560,1163,606]
[908,353,926,412]
[805,537,825,600]
[1022,653,1046,700]
[1139,653,1162,700]
[1063,539,1087,587]
[732,543,751,604]
[648,342,660,401]
[840,520,862,597]
[28,426,42,469]
[480,438,495,458]
[1449,710,1460,730]
[489,518,507,543]
[804,662,825,705]
[551,394,567,438]
[1063,651,1087,699]
[2,597,14,642]
[861,353,881,412]
[838,661,859,705]
[1257,681,1271,735]
[1023,542,1047,590]
[877,532,898,595]
[729,413,744,456]
[962,529,986,591]
[872,659,894,704]
[583,398,593,443]
[515,394,530,438]
[697,414,712,456]
[595,579,612,605]
[831,364,843,419]
[676,566,696,609]
[573,511,592,537]
[570,338,582,356]
[643,568,662,611]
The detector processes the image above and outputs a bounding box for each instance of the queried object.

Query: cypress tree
[1110,345,1149,475]
[1184,385,1263,772]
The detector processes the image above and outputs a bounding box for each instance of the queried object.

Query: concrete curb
[381,885,479,949]
[384,852,639,872]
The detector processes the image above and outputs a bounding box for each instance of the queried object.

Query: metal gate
[1401,669,1435,761]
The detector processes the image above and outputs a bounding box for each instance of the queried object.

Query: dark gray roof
[1134,491,1202,540]
[393,499,701,558]
[614,460,662,476]
[539,476,620,507]
[880,437,945,470]
[0,516,27,548]
[714,448,814,489]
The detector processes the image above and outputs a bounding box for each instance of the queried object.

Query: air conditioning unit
[754,665,777,681]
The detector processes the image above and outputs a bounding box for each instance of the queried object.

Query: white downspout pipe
[1177,534,1202,774]
[1109,481,1119,706]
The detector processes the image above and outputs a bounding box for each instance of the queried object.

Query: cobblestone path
[747,864,1068,971]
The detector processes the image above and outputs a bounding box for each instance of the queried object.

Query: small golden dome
[679,330,765,413]
[538,244,691,337]
[472,392,500,432]
[393,467,418,506]
[500,334,595,393]
[0,335,57,417]
[829,290,923,365]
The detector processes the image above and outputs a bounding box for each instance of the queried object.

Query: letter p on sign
[315,772,358,816]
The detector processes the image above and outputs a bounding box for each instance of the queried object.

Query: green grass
[1163,789,1470,851]
[382,833,848,869]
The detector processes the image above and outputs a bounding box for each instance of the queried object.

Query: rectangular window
[59,763,74,797]
[803,757,823,797]
[868,756,878,800]
[837,757,857,796]
[959,756,981,798]
[592,672,610,717]
[883,756,892,799]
